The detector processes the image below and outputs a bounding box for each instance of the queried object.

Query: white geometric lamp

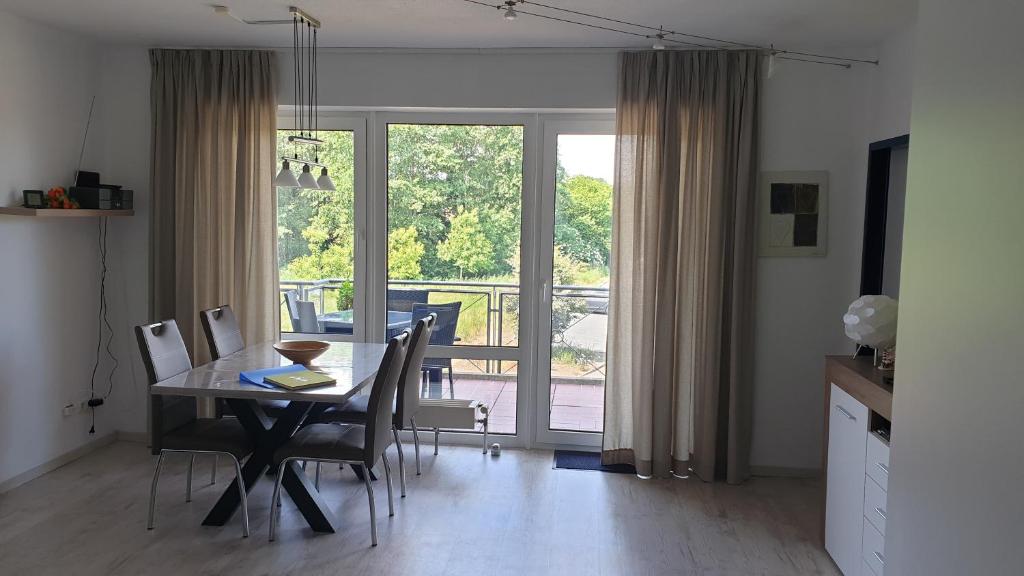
[843,295,898,354]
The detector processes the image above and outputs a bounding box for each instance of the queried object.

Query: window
[276,129,357,335]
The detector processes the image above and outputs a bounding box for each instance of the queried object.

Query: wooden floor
[0,441,838,576]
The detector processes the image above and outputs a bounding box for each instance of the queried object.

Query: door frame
[533,117,615,448]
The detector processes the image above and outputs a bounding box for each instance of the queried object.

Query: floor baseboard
[750,465,821,479]
[0,432,117,494]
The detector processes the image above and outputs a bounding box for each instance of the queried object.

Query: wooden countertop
[825,355,893,420]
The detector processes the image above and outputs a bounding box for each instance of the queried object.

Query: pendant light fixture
[274,7,328,189]
[275,159,301,187]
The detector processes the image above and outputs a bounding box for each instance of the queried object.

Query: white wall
[751,61,873,470]
[278,49,618,109]
[0,10,108,486]
[886,1,1024,573]
[93,46,152,437]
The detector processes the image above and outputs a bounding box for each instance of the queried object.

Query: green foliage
[387,124,522,279]
[555,174,613,266]
[388,226,425,280]
[437,207,494,278]
[335,281,354,311]
[277,130,356,282]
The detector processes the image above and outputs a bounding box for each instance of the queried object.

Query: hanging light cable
[274,14,301,188]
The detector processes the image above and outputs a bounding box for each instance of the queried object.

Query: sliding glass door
[274,110,613,449]
[534,119,615,447]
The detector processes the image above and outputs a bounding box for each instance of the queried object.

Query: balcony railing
[279,278,608,379]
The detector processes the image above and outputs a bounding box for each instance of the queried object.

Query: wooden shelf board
[0,207,134,217]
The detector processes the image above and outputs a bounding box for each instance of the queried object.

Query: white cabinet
[825,383,869,576]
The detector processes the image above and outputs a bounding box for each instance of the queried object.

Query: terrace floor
[423,375,604,435]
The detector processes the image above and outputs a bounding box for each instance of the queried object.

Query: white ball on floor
[490,443,501,456]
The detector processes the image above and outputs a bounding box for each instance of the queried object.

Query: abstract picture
[759,171,828,257]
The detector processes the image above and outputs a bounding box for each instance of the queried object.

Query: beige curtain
[150,49,279,366]
[602,50,759,483]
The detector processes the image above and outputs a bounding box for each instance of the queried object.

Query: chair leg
[269,459,288,542]
[392,427,407,497]
[381,455,395,517]
[448,367,454,399]
[360,463,378,547]
[411,418,422,475]
[434,427,440,456]
[186,454,195,502]
[315,462,322,491]
[210,455,218,485]
[229,455,250,538]
[147,452,165,530]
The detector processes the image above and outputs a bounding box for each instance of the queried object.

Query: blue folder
[239,364,307,389]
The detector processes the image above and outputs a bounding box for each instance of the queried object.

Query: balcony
[279,278,608,435]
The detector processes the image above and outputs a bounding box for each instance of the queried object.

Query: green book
[264,369,336,390]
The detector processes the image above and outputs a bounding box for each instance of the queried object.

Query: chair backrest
[284,290,301,327]
[394,314,435,429]
[411,302,461,346]
[293,300,322,333]
[134,320,195,454]
[199,305,244,360]
[363,330,410,466]
[387,288,430,312]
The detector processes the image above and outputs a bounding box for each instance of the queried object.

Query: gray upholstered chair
[307,314,436,493]
[269,329,410,546]
[412,302,461,398]
[284,290,322,333]
[200,305,289,420]
[135,319,252,538]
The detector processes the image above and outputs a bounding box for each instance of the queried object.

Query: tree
[555,174,613,267]
[387,124,523,278]
[437,207,494,278]
[388,226,425,280]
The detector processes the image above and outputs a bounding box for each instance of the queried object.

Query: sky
[557,134,615,184]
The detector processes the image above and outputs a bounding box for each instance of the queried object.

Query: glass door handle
[541,281,550,303]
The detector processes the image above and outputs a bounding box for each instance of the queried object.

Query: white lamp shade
[316,167,336,191]
[274,160,300,188]
[297,164,319,189]
[843,295,898,348]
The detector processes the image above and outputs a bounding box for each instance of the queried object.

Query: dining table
[150,341,388,533]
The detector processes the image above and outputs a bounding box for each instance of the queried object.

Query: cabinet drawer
[864,475,887,535]
[866,432,890,490]
[863,521,886,576]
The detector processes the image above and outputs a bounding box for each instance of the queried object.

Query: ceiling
[0,0,915,54]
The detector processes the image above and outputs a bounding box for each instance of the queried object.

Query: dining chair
[200,304,290,423]
[307,313,436,492]
[135,319,252,538]
[269,330,411,546]
[386,288,429,312]
[411,302,461,398]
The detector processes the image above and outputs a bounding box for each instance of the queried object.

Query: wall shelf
[0,207,134,217]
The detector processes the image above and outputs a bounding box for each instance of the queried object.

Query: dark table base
[202,399,338,533]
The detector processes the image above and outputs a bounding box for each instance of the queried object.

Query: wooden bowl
[273,340,329,365]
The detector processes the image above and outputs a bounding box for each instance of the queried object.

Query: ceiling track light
[501,0,519,21]
[651,26,666,50]
[462,0,877,69]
